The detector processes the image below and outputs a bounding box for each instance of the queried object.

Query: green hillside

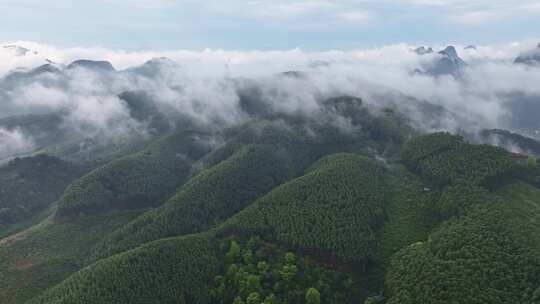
[55,130,213,218]
[24,153,389,304]
[218,153,387,262]
[372,168,439,272]
[385,183,540,304]
[0,211,141,303]
[402,132,517,187]
[0,130,212,302]
[90,110,405,262]
[91,144,296,260]
[381,134,540,304]
[0,155,85,238]
[2,104,540,304]
[28,234,218,304]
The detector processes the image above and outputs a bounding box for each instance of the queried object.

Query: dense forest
[0,155,85,237]
[1,94,540,304]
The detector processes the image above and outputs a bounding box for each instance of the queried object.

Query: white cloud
[452,10,501,24]
[338,10,373,23]
[406,0,540,25]
[0,128,34,159]
[245,0,337,18]
[1,39,540,158]
[106,0,176,8]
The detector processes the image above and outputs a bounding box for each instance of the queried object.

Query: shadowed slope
[55,130,213,218]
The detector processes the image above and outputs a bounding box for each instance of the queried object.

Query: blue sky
[1,0,539,50]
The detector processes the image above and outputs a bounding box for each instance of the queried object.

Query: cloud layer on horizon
[1,40,540,161]
[1,40,538,75]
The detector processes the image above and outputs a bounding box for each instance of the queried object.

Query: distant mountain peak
[439,46,459,59]
[414,46,434,55]
[416,45,467,77]
[514,44,540,66]
[439,46,467,66]
[141,57,181,70]
[66,60,116,72]
[127,57,181,78]
[32,63,62,74]
[2,62,64,85]
[146,57,177,65]
[465,45,477,50]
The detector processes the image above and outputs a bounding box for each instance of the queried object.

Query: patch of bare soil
[14,258,35,270]
[0,231,27,246]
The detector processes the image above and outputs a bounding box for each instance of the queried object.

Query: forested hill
[1,95,540,304]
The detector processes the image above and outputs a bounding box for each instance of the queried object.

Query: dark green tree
[233,296,245,304]
[527,156,538,168]
[227,241,242,263]
[305,288,321,304]
[264,294,278,304]
[247,292,261,304]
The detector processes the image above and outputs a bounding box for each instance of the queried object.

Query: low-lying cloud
[0,128,34,160]
[1,40,540,160]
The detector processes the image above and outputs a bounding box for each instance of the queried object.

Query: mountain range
[1,43,540,304]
